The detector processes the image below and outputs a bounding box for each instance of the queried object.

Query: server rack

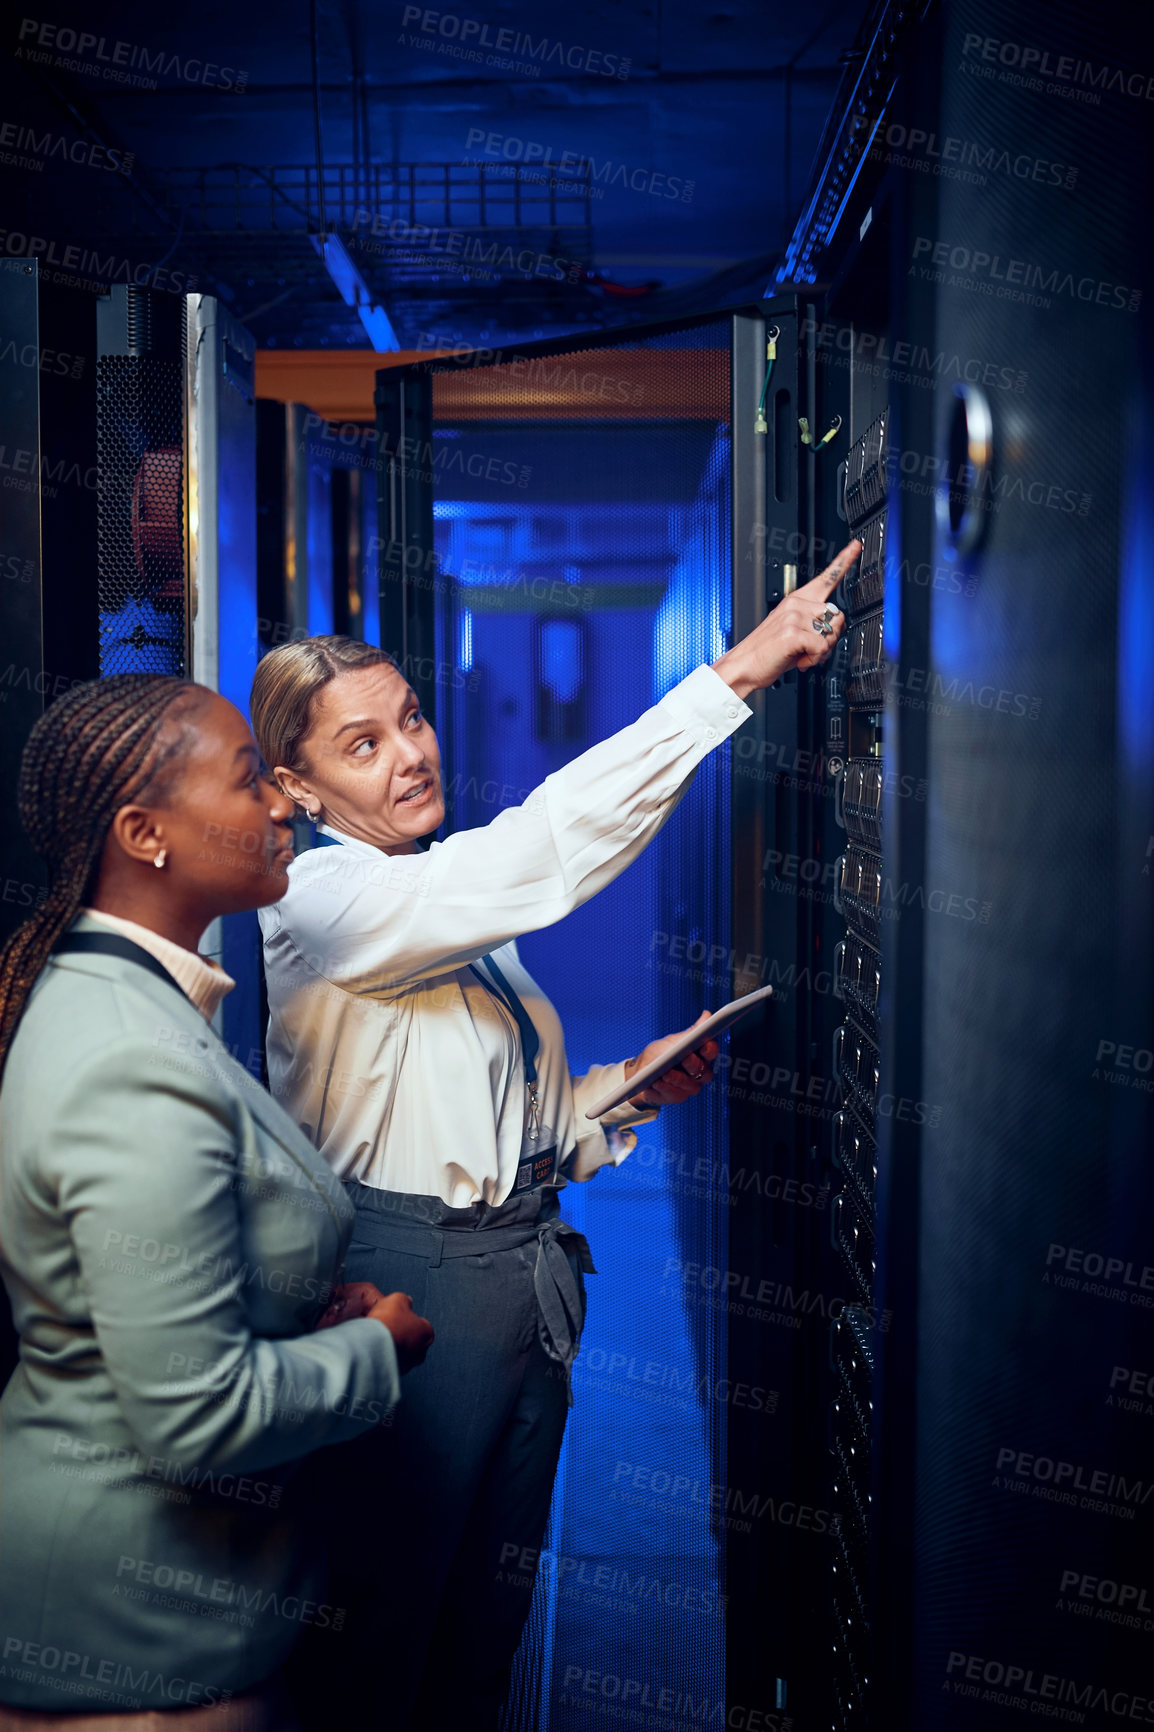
[724,288,896,1727]
[725,296,846,1727]
[367,300,905,1732]
[771,0,1154,1725]
[829,408,889,1729]
[367,299,911,1732]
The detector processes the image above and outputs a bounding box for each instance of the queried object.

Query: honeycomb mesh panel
[96,349,187,676]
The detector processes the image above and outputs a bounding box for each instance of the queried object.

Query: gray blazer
[0,914,400,1714]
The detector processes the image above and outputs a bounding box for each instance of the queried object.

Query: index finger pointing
[797,539,862,602]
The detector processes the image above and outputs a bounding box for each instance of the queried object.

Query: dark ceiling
[3,0,874,352]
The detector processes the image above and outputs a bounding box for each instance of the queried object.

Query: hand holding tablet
[585,984,775,1118]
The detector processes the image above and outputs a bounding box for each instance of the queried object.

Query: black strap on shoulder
[53,931,186,998]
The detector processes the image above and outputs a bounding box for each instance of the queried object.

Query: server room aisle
[428,340,733,1726]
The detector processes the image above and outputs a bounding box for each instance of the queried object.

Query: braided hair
[0,673,206,1081]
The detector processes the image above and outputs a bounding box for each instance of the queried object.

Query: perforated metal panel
[95,287,187,676]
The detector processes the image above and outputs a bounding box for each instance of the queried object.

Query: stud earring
[154,847,168,870]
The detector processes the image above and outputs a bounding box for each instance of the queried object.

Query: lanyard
[470,957,554,1190]
[469,954,538,1084]
[469,953,542,1143]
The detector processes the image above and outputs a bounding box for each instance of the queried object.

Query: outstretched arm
[271,542,860,995]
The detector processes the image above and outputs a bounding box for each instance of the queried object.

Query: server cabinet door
[0,261,50,949]
[0,262,101,943]
[186,294,261,1072]
[875,4,1154,1727]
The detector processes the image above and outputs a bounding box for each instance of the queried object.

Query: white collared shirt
[259,665,751,1208]
[81,909,236,1023]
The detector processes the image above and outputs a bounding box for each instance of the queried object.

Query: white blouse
[259,664,750,1208]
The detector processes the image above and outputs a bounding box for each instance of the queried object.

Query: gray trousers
[288,1183,592,1732]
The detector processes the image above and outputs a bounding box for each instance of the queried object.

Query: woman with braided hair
[0,674,432,1731]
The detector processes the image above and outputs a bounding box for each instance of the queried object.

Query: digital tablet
[584,983,776,1118]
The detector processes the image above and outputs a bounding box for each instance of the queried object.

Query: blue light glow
[98,596,182,677]
[307,461,333,635]
[654,428,732,694]
[361,478,380,647]
[1119,395,1154,764]
[310,233,400,353]
[314,233,360,309]
[538,618,583,703]
[358,301,401,353]
[882,476,902,669]
[457,606,473,673]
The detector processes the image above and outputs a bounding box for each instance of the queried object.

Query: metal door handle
[833,760,847,830]
[833,853,846,917]
[936,382,993,557]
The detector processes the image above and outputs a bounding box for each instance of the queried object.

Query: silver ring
[811,605,837,636]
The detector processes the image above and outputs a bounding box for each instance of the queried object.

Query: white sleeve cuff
[656,663,752,750]
[563,1063,659,1184]
[564,1121,638,1183]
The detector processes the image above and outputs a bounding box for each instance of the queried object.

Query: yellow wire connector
[799,413,843,450]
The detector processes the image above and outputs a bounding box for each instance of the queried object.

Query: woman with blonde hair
[251,541,858,1729]
[0,674,432,1731]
